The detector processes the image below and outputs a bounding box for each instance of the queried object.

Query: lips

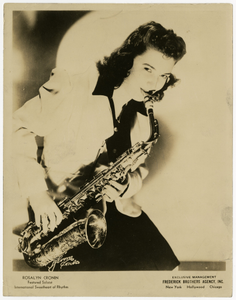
[141,88,155,96]
[140,88,160,103]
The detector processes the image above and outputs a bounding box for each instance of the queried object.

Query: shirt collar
[92,75,114,99]
[92,74,147,116]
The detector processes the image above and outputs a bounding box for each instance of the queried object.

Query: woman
[13,21,186,271]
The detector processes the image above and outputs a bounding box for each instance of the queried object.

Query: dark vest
[92,75,147,162]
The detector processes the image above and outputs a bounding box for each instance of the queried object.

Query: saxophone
[18,95,159,270]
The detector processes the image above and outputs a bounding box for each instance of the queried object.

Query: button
[114,127,118,132]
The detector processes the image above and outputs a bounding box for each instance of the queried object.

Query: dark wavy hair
[96,21,186,101]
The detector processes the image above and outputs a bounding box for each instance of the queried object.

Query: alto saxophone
[18,95,159,270]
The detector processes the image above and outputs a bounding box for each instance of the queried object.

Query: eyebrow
[143,63,155,70]
[143,64,172,76]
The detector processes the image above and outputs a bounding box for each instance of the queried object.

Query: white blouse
[13,65,150,200]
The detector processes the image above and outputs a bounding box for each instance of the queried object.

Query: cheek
[156,79,167,91]
[133,71,147,86]
[128,72,142,89]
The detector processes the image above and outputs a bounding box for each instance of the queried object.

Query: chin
[139,89,151,101]
[135,98,144,102]
[133,92,144,102]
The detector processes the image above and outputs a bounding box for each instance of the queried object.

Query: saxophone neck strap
[87,141,106,181]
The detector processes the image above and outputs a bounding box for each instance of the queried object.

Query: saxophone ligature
[18,94,160,270]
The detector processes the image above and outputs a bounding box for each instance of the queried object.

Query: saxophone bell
[86,209,107,249]
[18,209,107,269]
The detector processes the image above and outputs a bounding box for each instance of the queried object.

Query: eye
[161,74,170,82]
[144,67,152,73]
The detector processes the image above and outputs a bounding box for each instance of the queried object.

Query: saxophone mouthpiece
[142,88,160,104]
[144,98,154,112]
[142,90,155,106]
[144,94,154,114]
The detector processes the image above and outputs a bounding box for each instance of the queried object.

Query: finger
[102,190,113,203]
[54,208,63,226]
[102,199,107,214]
[65,181,80,193]
[49,191,66,201]
[41,213,49,234]
[109,180,127,192]
[104,185,120,200]
[47,211,56,232]
[35,212,41,228]
[108,180,122,190]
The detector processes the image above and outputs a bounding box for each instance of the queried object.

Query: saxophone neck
[144,96,159,143]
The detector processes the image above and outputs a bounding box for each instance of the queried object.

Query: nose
[147,76,166,92]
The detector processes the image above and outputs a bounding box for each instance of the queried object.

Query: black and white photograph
[3,3,233,297]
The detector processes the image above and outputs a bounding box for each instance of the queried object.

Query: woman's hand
[102,170,144,217]
[28,191,63,234]
[102,179,129,203]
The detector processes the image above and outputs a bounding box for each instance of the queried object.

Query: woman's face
[122,48,176,101]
